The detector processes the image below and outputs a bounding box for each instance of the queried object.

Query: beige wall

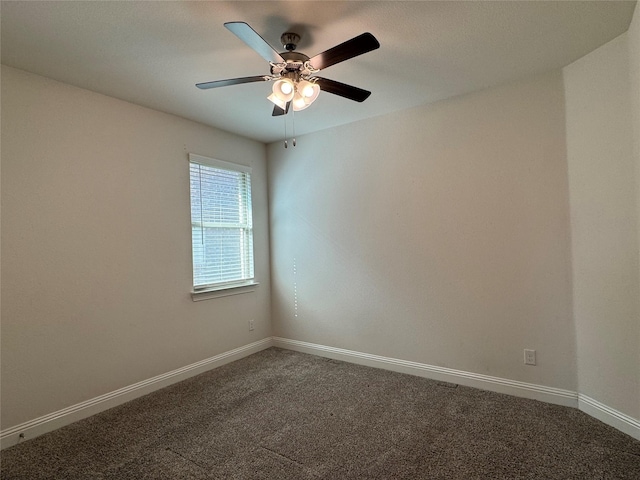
[0,66,271,429]
[563,26,640,419]
[268,71,576,391]
[630,0,640,419]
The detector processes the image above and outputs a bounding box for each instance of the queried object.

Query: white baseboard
[274,337,640,441]
[4,336,638,450]
[0,337,273,450]
[273,337,578,408]
[578,394,640,441]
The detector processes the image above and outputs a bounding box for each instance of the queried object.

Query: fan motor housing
[281,51,309,63]
[270,51,311,75]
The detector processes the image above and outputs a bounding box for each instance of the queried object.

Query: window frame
[188,153,258,301]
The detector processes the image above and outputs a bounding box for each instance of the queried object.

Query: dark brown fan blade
[272,102,291,116]
[315,77,371,102]
[196,76,268,90]
[225,22,284,64]
[309,32,379,71]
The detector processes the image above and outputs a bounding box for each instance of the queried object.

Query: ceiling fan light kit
[196,21,380,146]
[270,78,320,112]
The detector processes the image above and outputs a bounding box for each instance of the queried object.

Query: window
[189,154,255,297]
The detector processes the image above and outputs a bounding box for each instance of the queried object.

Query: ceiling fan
[196,22,380,116]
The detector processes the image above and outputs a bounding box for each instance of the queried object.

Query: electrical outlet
[524,349,536,366]
[248,319,255,331]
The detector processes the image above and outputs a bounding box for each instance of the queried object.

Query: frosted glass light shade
[271,79,295,102]
[267,93,288,110]
[297,80,318,99]
[292,93,308,111]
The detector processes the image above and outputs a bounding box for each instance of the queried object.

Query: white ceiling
[1,1,636,143]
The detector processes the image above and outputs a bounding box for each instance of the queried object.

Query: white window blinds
[189,154,254,290]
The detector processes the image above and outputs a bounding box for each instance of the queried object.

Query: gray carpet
[2,347,639,479]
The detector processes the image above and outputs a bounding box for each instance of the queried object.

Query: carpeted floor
[1,347,639,479]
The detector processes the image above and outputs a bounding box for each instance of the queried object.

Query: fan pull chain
[283,104,297,148]
[292,108,296,147]
[284,110,288,148]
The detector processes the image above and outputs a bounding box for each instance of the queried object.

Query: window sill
[191,282,259,302]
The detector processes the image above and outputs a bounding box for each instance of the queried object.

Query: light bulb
[281,82,293,95]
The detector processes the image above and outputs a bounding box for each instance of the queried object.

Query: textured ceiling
[1,1,636,143]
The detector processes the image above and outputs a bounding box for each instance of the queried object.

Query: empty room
[1,1,639,478]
